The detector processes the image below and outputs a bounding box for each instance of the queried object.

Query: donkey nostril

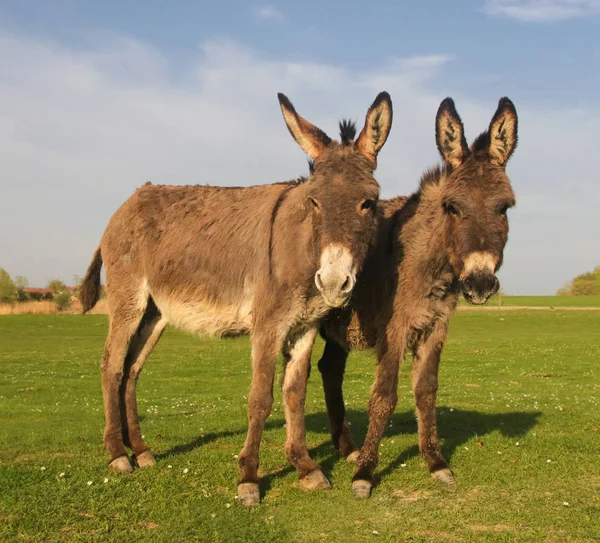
[315,272,324,291]
[341,275,352,293]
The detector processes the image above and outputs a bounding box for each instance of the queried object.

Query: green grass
[1,313,599,542]
[461,294,600,307]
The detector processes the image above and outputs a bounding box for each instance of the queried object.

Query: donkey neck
[398,185,458,302]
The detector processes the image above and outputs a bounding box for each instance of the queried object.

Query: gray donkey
[80,92,393,505]
[318,97,518,497]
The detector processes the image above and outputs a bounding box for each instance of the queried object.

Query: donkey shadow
[156,406,540,491]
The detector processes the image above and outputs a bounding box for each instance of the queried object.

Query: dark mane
[419,165,445,192]
[471,131,490,155]
[339,119,357,145]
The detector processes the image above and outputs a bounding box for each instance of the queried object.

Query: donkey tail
[80,247,103,313]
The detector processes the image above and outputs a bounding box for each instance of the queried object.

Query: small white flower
[563,502,569,507]
[400,463,407,468]
[225,503,231,508]
[40,467,46,471]
[515,442,520,446]
[59,472,65,478]
[372,530,379,536]
[233,454,239,459]
[498,451,502,455]
[103,478,109,484]
[210,513,216,518]
[464,447,469,451]
[450,408,454,412]
[167,465,172,469]
[547,459,552,464]
[183,468,189,474]
[87,481,93,486]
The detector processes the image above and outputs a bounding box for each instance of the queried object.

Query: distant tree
[46,279,67,296]
[54,291,72,312]
[0,269,17,302]
[72,274,83,287]
[556,267,600,296]
[571,280,597,296]
[14,276,29,289]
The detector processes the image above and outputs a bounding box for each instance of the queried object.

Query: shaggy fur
[317,97,518,494]
[80,91,393,502]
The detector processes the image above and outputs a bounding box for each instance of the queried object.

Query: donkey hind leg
[281,327,331,491]
[412,332,454,484]
[352,347,402,498]
[317,338,358,461]
[101,292,149,474]
[237,325,284,506]
[119,298,167,469]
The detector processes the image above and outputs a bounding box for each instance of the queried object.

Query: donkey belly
[152,293,254,338]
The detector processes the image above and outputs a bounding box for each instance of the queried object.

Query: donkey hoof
[237,482,260,506]
[299,470,332,491]
[431,468,455,484]
[352,479,373,499]
[109,455,133,474]
[346,450,360,464]
[135,451,156,468]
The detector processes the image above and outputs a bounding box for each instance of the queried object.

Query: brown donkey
[318,97,518,498]
[80,92,393,505]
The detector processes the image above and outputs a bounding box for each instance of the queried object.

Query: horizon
[1,1,599,295]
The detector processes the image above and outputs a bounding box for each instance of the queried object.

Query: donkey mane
[339,119,357,145]
[418,165,445,191]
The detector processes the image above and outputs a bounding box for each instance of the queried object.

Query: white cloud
[254,5,285,24]
[484,0,600,21]
[0,32,598,294]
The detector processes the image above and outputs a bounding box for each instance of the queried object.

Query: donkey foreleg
[238,324,285,505]
[352,345,403,498]
[282,327,330,490]
[412,326,453,483]
[317,339,358,460]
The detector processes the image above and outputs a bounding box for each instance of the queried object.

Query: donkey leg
[317,339,358,461]
[238,327,282,506]
[352,348,402,498]
[120,301,167,468]
[413,330,453,484]
[101,296,148,473]
[281,327,330,490]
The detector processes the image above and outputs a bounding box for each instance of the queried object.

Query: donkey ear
[436,97,469,168]
[278,93,332,160]
[487,97,518,167]
[356,91,393,166]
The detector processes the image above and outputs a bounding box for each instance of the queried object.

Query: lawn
[0,313,599,542]
[460,295,600,307]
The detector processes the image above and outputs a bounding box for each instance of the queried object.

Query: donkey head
[278,92,393,308]
[434,97,518,304]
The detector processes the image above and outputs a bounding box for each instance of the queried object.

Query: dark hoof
[431,468,455,484]
[134,451,156,468]
[299,470,332,491]
[238,482,260,506]
[109,455,133,474]
[352,479,372,499]
[346,450,360,464]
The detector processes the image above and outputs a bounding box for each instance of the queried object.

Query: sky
[0,0,599,295]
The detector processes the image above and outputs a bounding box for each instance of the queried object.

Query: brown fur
[318,97,518,490]
[80,92,393,496]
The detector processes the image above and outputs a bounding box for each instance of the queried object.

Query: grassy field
[460,295,600,307]
[1,313,599,542]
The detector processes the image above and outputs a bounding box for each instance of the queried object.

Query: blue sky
[0,0,599,294]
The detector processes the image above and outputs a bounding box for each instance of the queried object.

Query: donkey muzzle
[315,244,356,308]
[460,273,499,305]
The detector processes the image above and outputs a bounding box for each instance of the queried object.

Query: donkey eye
[443,202,459,216]
[499,204,510,216]
[360,199,374,212]
[309,197,320,210]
